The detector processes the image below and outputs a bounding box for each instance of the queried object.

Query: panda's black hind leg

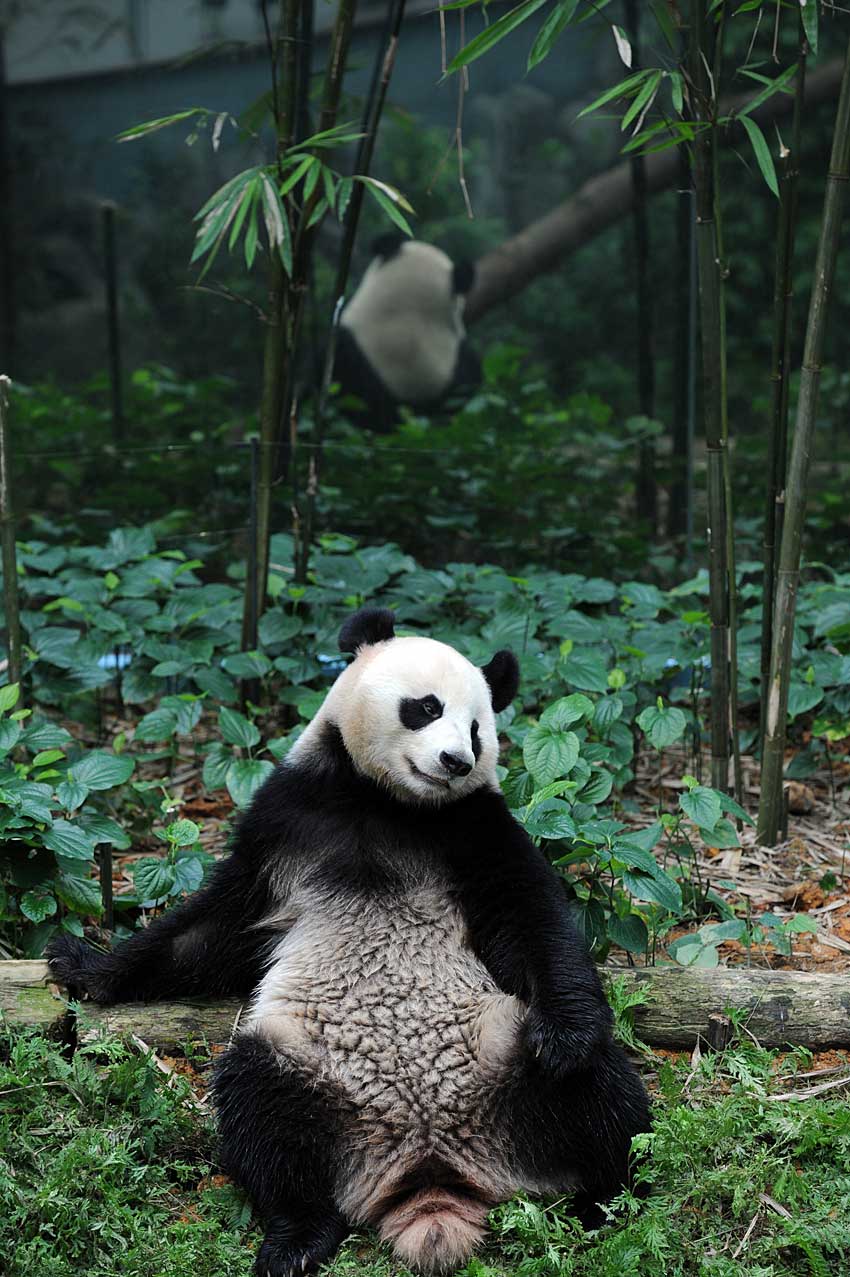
[213,1034,350,1276]
[256,1208,348,1277]
[502,1037,651,1220]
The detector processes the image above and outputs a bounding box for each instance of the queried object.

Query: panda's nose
[440,751,472,777]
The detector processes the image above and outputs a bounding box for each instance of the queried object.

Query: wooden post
[101,201,124,443]
[0,374,21,687]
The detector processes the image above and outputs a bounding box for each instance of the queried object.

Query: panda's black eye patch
[399,695,443,730]
[471,719,481,760]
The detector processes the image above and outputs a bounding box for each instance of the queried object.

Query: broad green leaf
[697,817,740,849]
[520,798,577,842]
[623,866,682,913]
[226,757,274,807]
[219,707,261,749]
[56,780,89,813]
[607,912,648,955]
[172,856,204,896]
[20,890,57,924]
[636,703,686,749]
[203,742,234,791]
[540,694,594,730]
[0,683,20,712]
[258,611,303,646]
[718,792,755,827]
[522,726,580,787]
[133,857,177,903]
[561,649,609,693]
[594,695,623,731]
[77,813,130,849]
[165,818,200,847]
[577,769,614,806]
[73,751,135,791]
[134,707,179,741]
[222,651,272,679]
[32,749,65,767]
[55,872,102,914]
[679,786,722,830]
[0,719,22,753]
[740,115,779,198]
[42,821,97,861]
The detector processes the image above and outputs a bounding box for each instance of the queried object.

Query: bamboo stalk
[296,0,407,582]
[241,0,299,649]
[0,374,21,689]
[760,41,806,757]
[758,37,850,845]
[692,0,730,793]
[670,147,693,541]
[625,0,656,534]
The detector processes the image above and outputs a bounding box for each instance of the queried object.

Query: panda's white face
[298,636,500,806]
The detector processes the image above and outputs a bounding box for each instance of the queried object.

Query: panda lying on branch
[49,610,650,1277]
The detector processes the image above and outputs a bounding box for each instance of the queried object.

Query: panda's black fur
[332,235,482,431]
[48,610,650,1276]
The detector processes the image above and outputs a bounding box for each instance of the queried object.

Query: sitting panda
[48,609,650,1277]
[332,236,482,430]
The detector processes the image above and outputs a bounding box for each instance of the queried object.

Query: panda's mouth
[407,759,451,790]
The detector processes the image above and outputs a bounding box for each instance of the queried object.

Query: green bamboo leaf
[577,70,650,120]
[740,115,779,198]
[357,177,415,236]
[527,0,579,71]
[447,0,549,73]
[669,70,684,116]
[735,62,798,120]
[117,108,207,143]
[800,0,818,55]
[279,155,315,196]
[622,69,662,133]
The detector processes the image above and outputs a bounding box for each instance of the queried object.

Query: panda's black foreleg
[501,1038,651,1224]
[213,1034,349,1277]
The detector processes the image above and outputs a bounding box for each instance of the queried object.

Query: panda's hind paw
[255,1211,346,1277]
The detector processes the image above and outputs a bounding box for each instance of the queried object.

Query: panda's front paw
[46,934,116,1004]
[523,1008,600,1077]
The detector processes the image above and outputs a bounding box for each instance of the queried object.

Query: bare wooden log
[0,960,66,1033]
[4,961,849,1051]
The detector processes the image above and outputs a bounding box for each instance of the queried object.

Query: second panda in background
[332,236,482,430]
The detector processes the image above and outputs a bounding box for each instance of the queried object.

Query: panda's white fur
[48,609,651,1277]
[290,634,499,805]
[340,242,467,405]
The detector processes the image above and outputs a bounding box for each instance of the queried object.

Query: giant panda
[48,608,650,1277]
[332,236,482,430]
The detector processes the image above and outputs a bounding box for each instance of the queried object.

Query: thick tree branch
[466,58,845,324]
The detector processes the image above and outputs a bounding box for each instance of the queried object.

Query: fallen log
[2,961,849,1051]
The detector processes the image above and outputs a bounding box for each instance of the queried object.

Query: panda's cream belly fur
[244,882,526,1218]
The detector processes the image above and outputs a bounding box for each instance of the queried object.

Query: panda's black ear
[481,650,519,713]
[338,607,396,654]
[453,260,476,296]
[371,233,405,262]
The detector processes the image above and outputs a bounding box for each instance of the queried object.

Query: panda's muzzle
[439,750,473,778]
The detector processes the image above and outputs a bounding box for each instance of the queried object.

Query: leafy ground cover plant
[1,1025,847,1277]
[3,523,849,957]
[0,681,133,957]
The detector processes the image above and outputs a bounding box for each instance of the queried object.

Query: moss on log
[0,960,66,1033]
[3,961,849,1051]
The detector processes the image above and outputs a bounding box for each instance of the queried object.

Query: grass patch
[1,1028,848,1276]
